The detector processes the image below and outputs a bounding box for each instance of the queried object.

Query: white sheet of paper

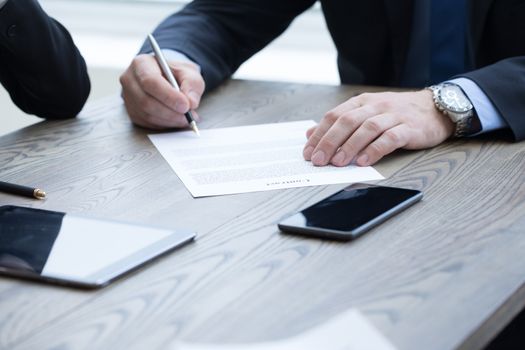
[149,121,384,197]
[171,309,396,350]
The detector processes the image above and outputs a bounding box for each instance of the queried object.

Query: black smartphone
[278,183,423,240]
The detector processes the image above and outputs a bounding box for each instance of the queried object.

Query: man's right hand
[119,54,205,129]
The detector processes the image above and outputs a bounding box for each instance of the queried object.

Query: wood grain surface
[0,80,524,350]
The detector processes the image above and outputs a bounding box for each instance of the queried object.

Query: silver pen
[148,34,200,136]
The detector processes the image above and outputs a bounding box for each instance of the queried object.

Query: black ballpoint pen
[0,181,46,199]
[148,34,200,136]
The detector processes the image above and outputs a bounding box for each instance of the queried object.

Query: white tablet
[0,205,195,289]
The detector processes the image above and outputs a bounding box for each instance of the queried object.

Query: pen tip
[190,121,200,136]
[34,189,46,199]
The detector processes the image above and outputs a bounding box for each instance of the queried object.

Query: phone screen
[278,183,422,240]
[0,205,195,287]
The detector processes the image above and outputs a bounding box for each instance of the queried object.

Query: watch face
[438,84,473,113]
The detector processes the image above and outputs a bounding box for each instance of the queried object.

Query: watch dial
[439,85,473,113]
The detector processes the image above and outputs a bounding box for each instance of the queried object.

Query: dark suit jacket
[142,0,525,141]
[0,0,90,119]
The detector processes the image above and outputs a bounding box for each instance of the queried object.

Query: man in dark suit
[0,0,90,119]
[120,0,525,168]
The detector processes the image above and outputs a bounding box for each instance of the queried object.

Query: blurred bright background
[1,0,338,135]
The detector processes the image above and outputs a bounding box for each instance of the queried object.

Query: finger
[134,109,201,130]
[137,113,192,130]
[303,116,336,161]
[121,70,154,127]
[131,115,173,130]
[133,55,191,114]
[306,125,317,139]
[303,100,362,160]
[330,113,401,167]
[308,105,377,166]
[172,63,206,109]
[355,124,410,166]
[122,72,189,129]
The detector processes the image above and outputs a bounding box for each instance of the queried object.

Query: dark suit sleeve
[460,57,525,141]
[139,0,316,91]
[0,0,90,119]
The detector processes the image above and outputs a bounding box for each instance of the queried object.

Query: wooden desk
[1,80,524,350]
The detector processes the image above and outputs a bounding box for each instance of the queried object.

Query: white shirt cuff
[448,77,508,134]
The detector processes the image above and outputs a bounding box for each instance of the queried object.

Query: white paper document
[172,309,397,350]
[149,121,383,197]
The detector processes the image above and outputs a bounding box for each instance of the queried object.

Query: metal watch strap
[427,84,480,137]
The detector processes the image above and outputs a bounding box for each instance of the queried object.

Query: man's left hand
[303,90,455,167]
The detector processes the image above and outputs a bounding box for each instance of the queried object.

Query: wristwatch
[427,82,480,137]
